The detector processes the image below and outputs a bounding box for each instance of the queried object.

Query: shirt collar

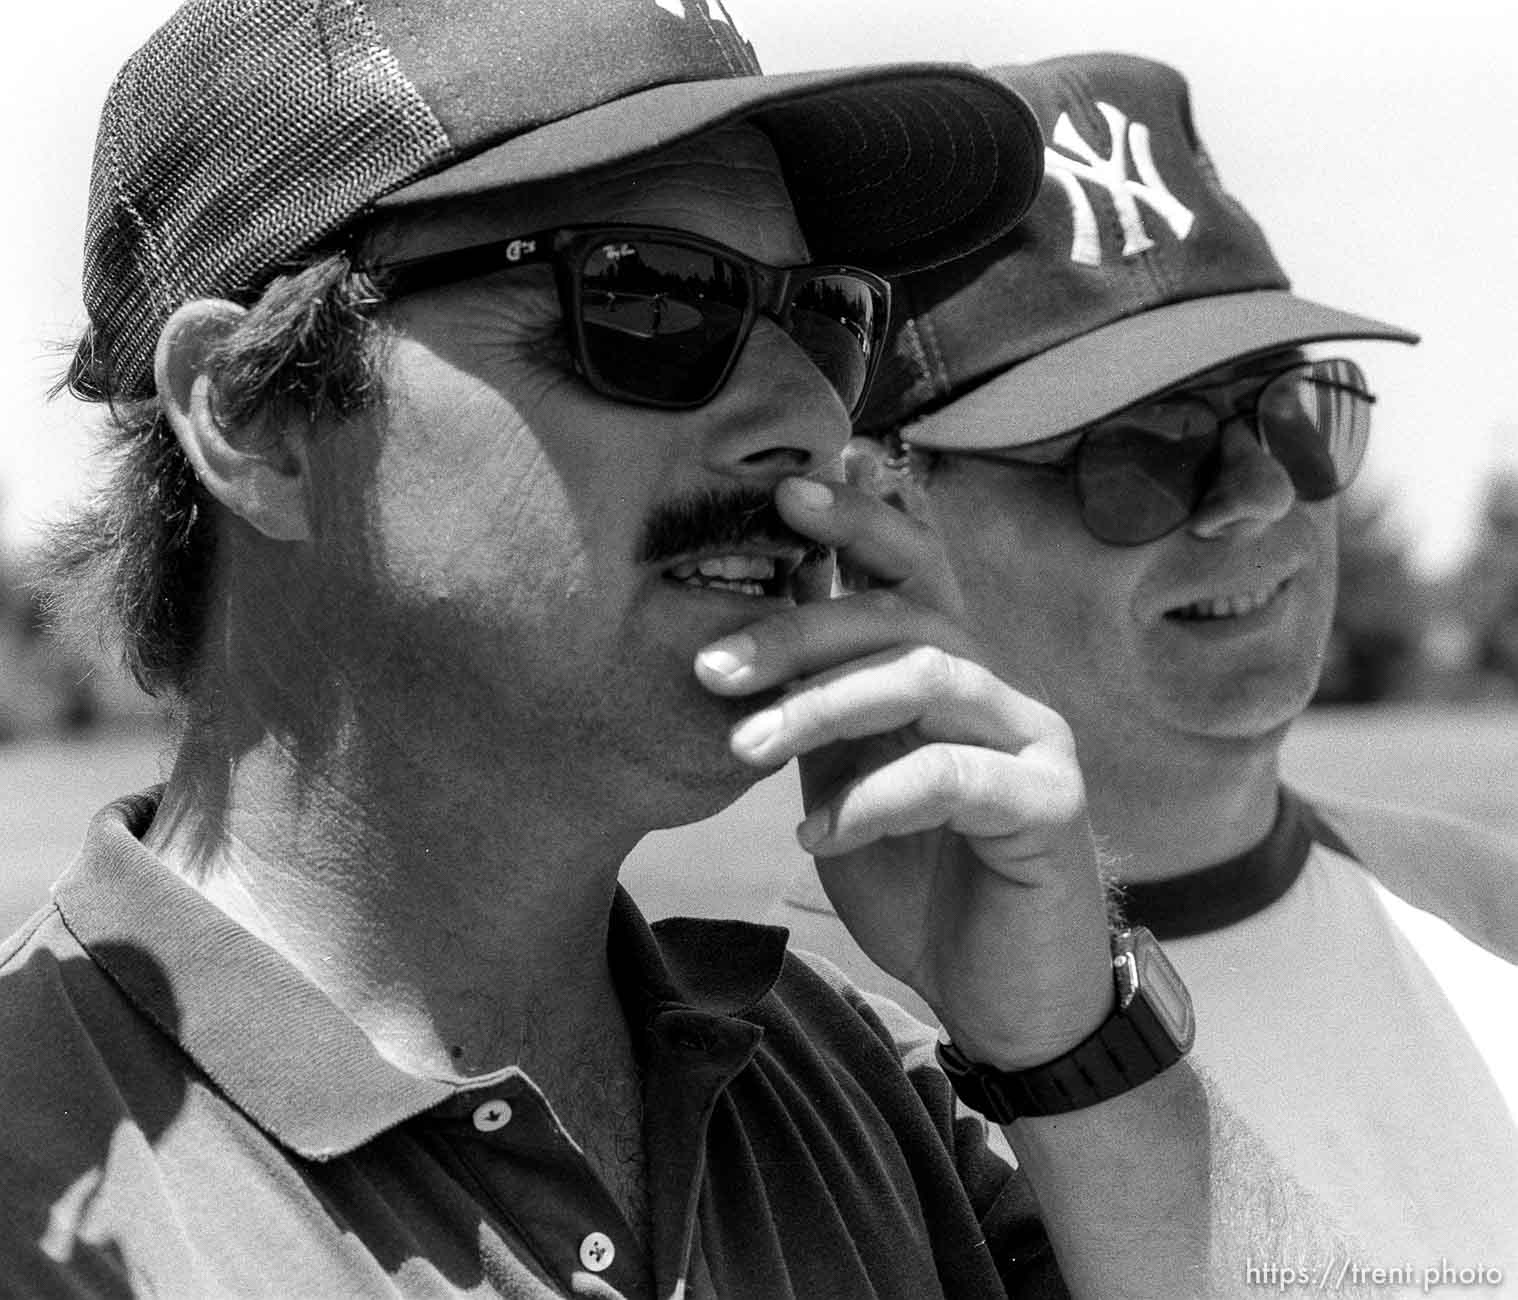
[1116,786,1359,940]
[615,892,789,1022]
[54,789,789,1160]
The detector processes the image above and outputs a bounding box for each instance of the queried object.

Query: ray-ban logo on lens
[1044,102,1195,267]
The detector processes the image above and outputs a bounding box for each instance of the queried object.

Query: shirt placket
[438,1073,653,1299]
[639,1006,763,1300]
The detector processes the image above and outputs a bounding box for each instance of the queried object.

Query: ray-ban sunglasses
[363,224,891,417]
[953,357,1375,545]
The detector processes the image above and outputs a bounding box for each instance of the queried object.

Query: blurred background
[2,0,1514,930]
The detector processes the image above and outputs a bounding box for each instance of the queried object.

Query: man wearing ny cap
[775,52,1518,1274]
[1,7,1377,1296]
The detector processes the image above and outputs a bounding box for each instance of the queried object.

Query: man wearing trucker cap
[776,52,1518,1274]
[0,7,1369,1298]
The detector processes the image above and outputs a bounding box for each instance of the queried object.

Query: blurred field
[2,704,1515,938]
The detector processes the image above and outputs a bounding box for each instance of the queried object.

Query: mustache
[636,487,832,567]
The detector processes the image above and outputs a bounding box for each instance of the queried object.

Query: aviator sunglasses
[960,357,1375,546]
[365,224,891,416]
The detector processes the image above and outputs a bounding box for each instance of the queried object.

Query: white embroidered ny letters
[1044,102,1195,267]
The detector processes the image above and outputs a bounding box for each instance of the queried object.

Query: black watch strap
[935,927,1194,1123]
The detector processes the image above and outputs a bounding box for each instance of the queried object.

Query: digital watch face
[1132,930,1196,1051]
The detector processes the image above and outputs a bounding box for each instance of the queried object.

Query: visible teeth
[666,553,786,598]
[1179,586,1278,619]
[696,555,776,581]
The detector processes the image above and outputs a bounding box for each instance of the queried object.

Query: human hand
[694,470,1113,1069]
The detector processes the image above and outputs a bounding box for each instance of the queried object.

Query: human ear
[154,299,314,543]
[842,434,931,521]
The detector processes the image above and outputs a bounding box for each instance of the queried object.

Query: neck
[145,674,645,1082]
[1080,730,1286,883]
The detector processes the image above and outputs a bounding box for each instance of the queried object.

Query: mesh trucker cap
[858,53,1418,448]
[81,0,1045,399]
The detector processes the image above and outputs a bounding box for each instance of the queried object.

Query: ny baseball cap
[80,0,1044,399]
[858,52,1418,448]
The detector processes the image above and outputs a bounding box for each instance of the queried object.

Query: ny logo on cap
[1043,102,1195,267]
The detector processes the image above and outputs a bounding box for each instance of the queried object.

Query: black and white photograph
[1,1,1513,1295]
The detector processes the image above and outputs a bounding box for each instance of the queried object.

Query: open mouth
[1166,579,1286,622]
[664,551,807,600]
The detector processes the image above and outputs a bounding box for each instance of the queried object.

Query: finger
[796,741,1085,861]
[693,588,977,696]
[774,476,961,612]
[726,643,1067,768]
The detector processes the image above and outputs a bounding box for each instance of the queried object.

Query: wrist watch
[935,926,1195,1123]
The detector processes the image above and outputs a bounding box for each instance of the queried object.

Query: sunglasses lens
[575,235,884,411]
[1073,360,1374,544]
[1077,401,1219,544]
[786,274,885,415]
[578,238,751,405]
[1258,359,1372,501]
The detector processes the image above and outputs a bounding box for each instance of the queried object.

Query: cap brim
[907,289,1420,450]
[373,65,1043,277]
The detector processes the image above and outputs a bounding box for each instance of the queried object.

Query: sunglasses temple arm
[362,227,563,298]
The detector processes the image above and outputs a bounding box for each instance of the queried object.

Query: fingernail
[731,707,781,756]
[796,808,831,851]
[696,633,756,683]
[785,478,833,511]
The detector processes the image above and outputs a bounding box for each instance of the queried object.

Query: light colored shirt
[774,789,1518,1277]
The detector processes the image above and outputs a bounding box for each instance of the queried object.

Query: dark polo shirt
[0,792,1062,1299]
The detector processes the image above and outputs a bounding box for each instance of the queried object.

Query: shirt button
[579,1231,616,1272]
[471,1099,512,1132]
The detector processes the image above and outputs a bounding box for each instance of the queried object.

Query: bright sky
[4,0,1514,575]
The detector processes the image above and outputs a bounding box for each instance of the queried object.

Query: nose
[697,316,852,479]
[1187,420,1297,540]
